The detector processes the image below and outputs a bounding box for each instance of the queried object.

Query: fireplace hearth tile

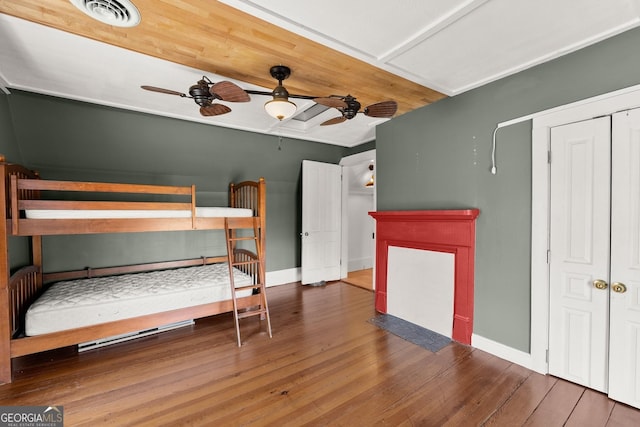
[368,314,451,353]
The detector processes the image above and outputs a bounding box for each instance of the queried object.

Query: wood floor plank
[564,388,614,426]
[311,343,473,426]
[606,402,640,426]
[133,331,396,425]
[371,348,516,425]
[208,335,417,426]
[442,362,533,426]
[265,340,441,426]
[1,281,639,426]
[482,370,557,426]
[343,268,373,290]
[523,377,585,426]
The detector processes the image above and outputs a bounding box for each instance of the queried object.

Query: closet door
[548,117,611,392]
[608,109,640,407]
[549,109,640,408]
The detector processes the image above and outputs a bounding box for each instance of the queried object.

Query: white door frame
[339,149,376,281]
[530,85,640,373]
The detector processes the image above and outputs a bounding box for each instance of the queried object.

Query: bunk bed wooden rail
[8,175,266,237]
[230,179,266,264]
[8,265,41,339]
[10,176,198,236]
[228,178,267,272]
[1,161,39,218]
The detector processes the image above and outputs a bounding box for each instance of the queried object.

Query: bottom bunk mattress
[25,263,254,336]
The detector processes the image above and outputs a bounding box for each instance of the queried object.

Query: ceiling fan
[141,76,249,117]
[313,95,398,126]
[245,65,398,124]
[141,65,397,124]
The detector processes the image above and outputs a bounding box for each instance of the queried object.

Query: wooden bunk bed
[0,157,270,384]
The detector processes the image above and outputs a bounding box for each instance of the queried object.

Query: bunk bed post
[0,156,13,383]
[229,182,235,207]
[190,185,196,230]
[32,236,43,287]
[228,182,237,263]
[258,177,266,275]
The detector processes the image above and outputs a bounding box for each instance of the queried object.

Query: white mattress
[25,206,253,219]
[25,263,254,336]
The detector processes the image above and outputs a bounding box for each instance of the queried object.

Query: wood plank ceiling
[0,0,446,117]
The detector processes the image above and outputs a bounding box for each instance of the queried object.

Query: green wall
[377,26,640,352]
[0,92,21,162]
[343,140,375,157]
[4,90,347,273]
[0,92,31,271]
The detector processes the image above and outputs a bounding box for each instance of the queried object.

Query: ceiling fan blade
[141,85,187,97]
[199,104,232,117]
[364,100,398,118]
[314,97,347,109]
[210,81,250,102]
[320,116,348,126]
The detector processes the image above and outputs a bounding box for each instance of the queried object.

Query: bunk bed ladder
[224,218,272,347]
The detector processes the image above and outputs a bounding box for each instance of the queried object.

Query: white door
[301,160,342,285]
[608,109,640,407]
[548,116,611,392]
[548,109,640,407]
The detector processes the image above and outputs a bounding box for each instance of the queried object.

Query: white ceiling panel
[221,0,471,59]
[389,0,640,93]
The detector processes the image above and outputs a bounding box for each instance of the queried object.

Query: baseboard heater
[78,319,195,352]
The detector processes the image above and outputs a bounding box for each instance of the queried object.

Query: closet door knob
[612,282,627,293]
[593,279,608,290]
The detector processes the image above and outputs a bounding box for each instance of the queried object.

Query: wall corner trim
[471,334,537,373]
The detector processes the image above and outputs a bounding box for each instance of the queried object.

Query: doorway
[300,151,376,288]
[340,150,376,290]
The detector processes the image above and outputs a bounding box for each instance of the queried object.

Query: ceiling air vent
[69,0,141,27]
[291,103,330,122]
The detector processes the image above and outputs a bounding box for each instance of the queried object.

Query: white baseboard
[266,267,301,287]
[471,333,535,371]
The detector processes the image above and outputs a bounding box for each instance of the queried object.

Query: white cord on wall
[490,82,640,176]
[491,113,538,175]
[491,126,499,175]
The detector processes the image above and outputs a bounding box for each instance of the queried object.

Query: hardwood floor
[1,281,639,426]
[342,268,373,290]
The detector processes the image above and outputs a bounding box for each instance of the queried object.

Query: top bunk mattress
[25,207,253,219]
[25,263,253,336]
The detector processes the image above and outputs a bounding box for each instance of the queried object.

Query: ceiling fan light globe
[265,98,297,121]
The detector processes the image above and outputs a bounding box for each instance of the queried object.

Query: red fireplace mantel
[369,209,480,344]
